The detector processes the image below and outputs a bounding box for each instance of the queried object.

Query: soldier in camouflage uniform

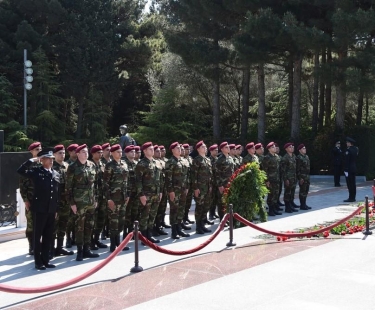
[255,143,264,168]
[135,142,162,243]
[165,142,190,239]
[262,142,282,216]
[158,145,171,229]
[65,143,79,248]
[214,142,235,221]
[280,142,299,213]
[103,144,129,252]
[182,144,195,226]
[52,145,74,257]
[235,145,243,166]
[66,144,99,261]
[296,144,312,210]
[101,143,111,165]
[191,141,213,234]
[208,144,219,220]
[122,145,138,240]
[275,143,285,207]
[152,145,168,237]
[178,146,193,231]
[229,144,240,170]
[242,142,259,165]
[20,142,42,255]
[90,145,108,250]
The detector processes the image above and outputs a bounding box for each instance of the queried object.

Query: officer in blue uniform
[343,137,359,202]
[17,148,60,270]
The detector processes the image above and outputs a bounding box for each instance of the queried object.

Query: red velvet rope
[0,232,134,294]
[233,205,364,238]
[138,214,230,255]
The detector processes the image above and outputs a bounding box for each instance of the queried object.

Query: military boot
[183,209,195,224]
[55,238,74,256]
[171,224,180,239]
[277,200,285,207]
[90,235,99,250]
[272,204,282,215]
[83,244,99,258]
[94,233,108,248]
[204,217,214,225]
[147,228,160,243]
[284,201,293,213]
[180,222,192,230]
[177,223,190,237]
[299,196,310,210]
[161,215,171,229]
[109,236,117,252]
[76,245,83,261]
[201,221,212,233]
[152,225,160,237]
[115,234,129,251]
[267,205,276,216]
[26,232,34,255]
[71,231,76,246]
[65,233,72,248]
[291,200,300,209]
[195,221,205,234]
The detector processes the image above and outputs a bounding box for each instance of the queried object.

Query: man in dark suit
[343,137,359,202]
[332,141,342,187]
[17,148,60,270]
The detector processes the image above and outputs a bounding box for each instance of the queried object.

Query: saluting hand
[140,195,147,206]
[107,200,115,211]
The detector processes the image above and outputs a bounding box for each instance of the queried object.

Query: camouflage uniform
[296,153,311,210]
[231,155,240,171]
[262,153,280,207]
[214,154,235,219]
[135,157,161,232]
[256,154,264,168]
[154,158,167,229]
[65,159,77,246]
[209,155,219,218]
[280,153,297,203]
[124,156,138,232]
[242,154,259,165]
[236,155,243,166]
[66,160,98,247]
[191,155,213,222]
[19,160,40,253]
[103,160,129,237]
[183,156,194,222]
[165,156,187,226]
[93,160,107,235]
[157,156,169,225]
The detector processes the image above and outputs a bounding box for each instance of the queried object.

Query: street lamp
[23,50,33,131]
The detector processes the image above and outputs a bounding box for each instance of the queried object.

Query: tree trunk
[212,66,221,141]
[325,47,332,128]
[356,68,365,126]
[318,48,326,131]
[291,53,302,142]
[240,66,250,143]
[76,98,84,139]
[335,50,347,133]
[312,51,319,135]
[287,55,293,127]
[365,93,369,124]
[257,63,266,144]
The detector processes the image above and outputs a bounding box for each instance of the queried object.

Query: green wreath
[222,162,269,226]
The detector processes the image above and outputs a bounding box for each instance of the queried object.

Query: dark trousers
[334,165,341,186]
[32,212,55,266]
[345,172,356,200]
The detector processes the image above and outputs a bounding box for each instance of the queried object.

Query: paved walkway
[0,178,374,310]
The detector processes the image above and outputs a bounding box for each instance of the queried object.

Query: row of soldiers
[19,138,311,262]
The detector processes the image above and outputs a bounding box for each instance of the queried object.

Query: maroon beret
[246,142,254,150]
[53,145,65,153]
[101,143,110,150]
[195,140,204,149]
[67,144,79,152]
[219,142,228,150]
[90,145,102,154]
[75,144,88,153]
[141,142,153,151]
[159,145,165,150]
[124,145,135,153]
[183,143,190,149]
[297,144,305,151]
[28,142,41,151]
[284,142,294,149]
[170,142,179,151]
[153,144,159,150]
[209,144,218,151]
[110,144,121,152]
[266,142,275,149]
[229,144,236,150]
[235,144,242,150]
[254,143,263,150]
[134,146,141,152]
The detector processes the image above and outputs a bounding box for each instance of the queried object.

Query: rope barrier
[233,205,364,238]
[138,214,230,255]
[0,232,134,294]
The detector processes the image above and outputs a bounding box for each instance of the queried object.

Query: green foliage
[223,162,269,226]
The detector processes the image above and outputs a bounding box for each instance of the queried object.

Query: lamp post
[23,49,33,131]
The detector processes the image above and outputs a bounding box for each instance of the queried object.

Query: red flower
[276,236,281,241]
[341,231,346,236]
